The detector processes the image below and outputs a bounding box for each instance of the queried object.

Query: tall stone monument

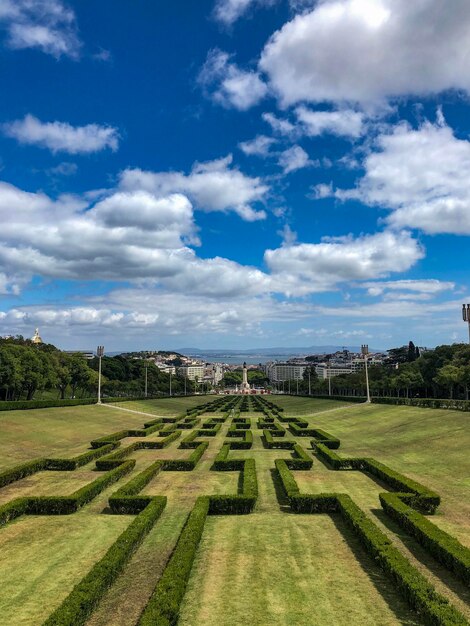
[241,361,251,392]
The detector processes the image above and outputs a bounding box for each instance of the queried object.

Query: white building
[266,362,308,382]
[315,364,353,379]
[177,364,205,381]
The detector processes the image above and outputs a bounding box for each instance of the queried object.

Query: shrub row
[211,443,244,471]
[0,457,48,488]
[95,431,181,470]
[337,494,467,625]
[179,430,199,449]
[363,459,440,513]
[163,442,208,471]
[380,493,470,585]
[0,461,135,524]
[45,444,117,470]
[0,395,165,413]
[138,496,210,626]
[209,459,257,514]
[314,443,354,470]
[44,496,166,626]
[372,397,470,412]
[109,460,164,513]
[314,444,439,513]
[263,429,294,449]
[225,430,253,449]
[275,459,299,498]
[310,428,340,449]
[286,444,313,470]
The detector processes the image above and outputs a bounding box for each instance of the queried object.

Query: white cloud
[198,49,267,110]
[239,134,276,156]
[295,107,365,138]
[212,0,277,25]
[262,112,296,136]
[333,116,470,235]
[119,155,268,222]
[259,0,470,106]
[278,145,314,173]
[0,0,81,58]
[361,279,455,297]
[3,115,119,154]
[265,231,424,292]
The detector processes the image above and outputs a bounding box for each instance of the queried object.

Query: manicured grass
[292,399,470,544]
[0,396,468,625]
[272,395,354,415]
[0,404,146,470]
[178,513,420,626]
[111,395,211,415]
[0,513,130,625]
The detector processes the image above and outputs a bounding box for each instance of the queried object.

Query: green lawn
[0,396,468,625]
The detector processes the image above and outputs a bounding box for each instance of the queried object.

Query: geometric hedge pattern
[0,395,468,625]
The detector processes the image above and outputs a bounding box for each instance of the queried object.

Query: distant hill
[177,345,384,356]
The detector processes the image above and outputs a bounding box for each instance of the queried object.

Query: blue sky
[0,0,469,351]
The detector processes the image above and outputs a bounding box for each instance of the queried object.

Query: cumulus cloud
[295,107,365,138]
[259,0,470,106]
[278,145,314,173]
[332,115,470,235]
[198,49,267,110]
[0,0,81,58]
[212,0,277,25]
[265,231,424,293]
[239,134,276,156]
[361,279,455,297]
[3,115,119,154]
[119,155,268,222]
[262,112,296,136]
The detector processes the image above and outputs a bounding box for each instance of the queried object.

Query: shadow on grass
[330,513,422,626]
[372,508,470,608]
[270,468,291,512]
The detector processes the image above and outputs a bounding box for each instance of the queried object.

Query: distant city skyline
[0,1,469,350]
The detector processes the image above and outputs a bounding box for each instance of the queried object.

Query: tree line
[0,337,194,401]
[294,342,470,400]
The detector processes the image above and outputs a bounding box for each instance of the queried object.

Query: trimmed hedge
[380,493,470,585]
[209,459,258,514]
[0,395,163,413]
[286,444,313,470]
[310,428,340,449]
[337,494,467,625]
[44,496,166,626]
[45,444,117,470]
[275,459,299,498]
[1,461,135,524]
[373,397,470,412]
[163,442,208,471]
[138,496,209,626]
[225,430,253,449]
[263,429,294,449]
[0,458,48,488]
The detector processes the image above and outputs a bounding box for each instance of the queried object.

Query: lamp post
[327,358,331,396]
[184,373,187,396]
[144,362,148,398]
[96,345,104,404]
[308,368,311,396]
[169,371,172,397]
[361,344,371,403]
[296,378,299,395]
[462,304,470,344]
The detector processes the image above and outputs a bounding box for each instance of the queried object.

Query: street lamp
[462,304,470,344]
[327,358,331,397]
[308,368,311,396]
[361,344,371,403]
[169,371,172,397]
[296,378,299,395]
[96,345,104,405]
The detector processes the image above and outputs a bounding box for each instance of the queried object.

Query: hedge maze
[1,395,469,625]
